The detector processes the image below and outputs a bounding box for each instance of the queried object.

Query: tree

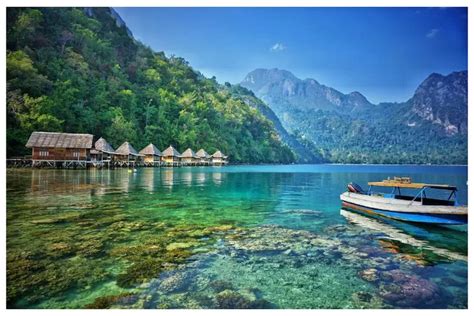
[104,107,137,147]
[11,9,43,47]
[7,50,51,95]
[59,30,74,54]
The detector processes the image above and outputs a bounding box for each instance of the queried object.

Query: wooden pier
[8,159,90,169]
[6,158,32,168]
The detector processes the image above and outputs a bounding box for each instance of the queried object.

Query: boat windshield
[367,179,459,206]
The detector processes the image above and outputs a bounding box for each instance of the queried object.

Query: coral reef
[359,268,379,282]
[351,291,386,308]
[215,290,273,309]
[209,280,235,292]
[378,269,441,307]
[85,293,138,309]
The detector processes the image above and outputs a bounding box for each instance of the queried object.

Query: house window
[72,150,80,158]
[39,148,48,157]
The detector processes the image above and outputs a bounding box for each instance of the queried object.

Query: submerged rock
[85,293,137,309]
[31,218,66,225]
[30,212,82,225]
[166,242,198,251]
[215,290,273,309]
[208,225,235,232]
[46,242,75,258]
[324,224,348,234]
[380,269,410,283]
[378,269,441,307]
[76,239,104,258]
[225,225,340,254]
[209,280,234,292]
[158,270,196,293]
[116,258,165,288]
[192,293,216,308]
[351,291,386,308]
[359,268,379,282]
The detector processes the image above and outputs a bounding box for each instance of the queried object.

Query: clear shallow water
[7,165,467,309]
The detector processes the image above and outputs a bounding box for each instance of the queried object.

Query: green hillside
[6,7,295,164]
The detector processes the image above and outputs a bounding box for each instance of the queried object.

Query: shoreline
[229,163,468,167]
[6,162,468,168]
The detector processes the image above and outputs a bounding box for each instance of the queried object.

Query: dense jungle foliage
[292,108,467,165]
[7,7,295,163]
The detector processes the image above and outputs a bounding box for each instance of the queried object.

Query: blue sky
[114,7,467,103]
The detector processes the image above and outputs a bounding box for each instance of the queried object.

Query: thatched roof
[115,142,141,156]
[196,149,211,159]
[26,132,93,148]
[212,150,227,158]
[139,143,162,156]
[181,148,197,158]
[162,145,181,157]
[94,137,115,154]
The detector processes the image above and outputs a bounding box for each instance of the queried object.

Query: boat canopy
[368,181,457,191]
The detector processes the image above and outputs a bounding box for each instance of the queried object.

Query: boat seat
[394,195,455,206]
[348,182,366,194]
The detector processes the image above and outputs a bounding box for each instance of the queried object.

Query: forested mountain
[241,69,467,164]
[224,84,323,163]
[6,8,295,164]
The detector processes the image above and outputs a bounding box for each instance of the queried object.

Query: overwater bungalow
[25,131,93,168]
[162,145,181,167]
[17,131,230,169]
[211,150,228,166]
[91,137,115,165]
[139,143,162,166]
[196,149,211,165]
[115,142,143,167]
[181,148,199,166]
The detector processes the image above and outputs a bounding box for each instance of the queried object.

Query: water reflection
[340,209,467,262]
[195,172,207,185]
[138,168,226,191]
[212,172,223,185]
[25,168,241,196]
[161,168,174,188]
[140,168,156,192]
[29,169,100,198]
[181,169,193,186]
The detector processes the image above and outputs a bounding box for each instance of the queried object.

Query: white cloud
[426,28,439,39]
[270,43,286,52]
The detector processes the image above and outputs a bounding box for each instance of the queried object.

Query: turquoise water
[7,165,467,308]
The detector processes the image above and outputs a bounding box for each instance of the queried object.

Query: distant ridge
[241,68,467,164]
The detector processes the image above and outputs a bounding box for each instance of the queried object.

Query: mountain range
[241,68,467,164]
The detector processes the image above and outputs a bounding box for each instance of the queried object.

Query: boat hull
[342,201,467,225]
[340,192,467,225]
